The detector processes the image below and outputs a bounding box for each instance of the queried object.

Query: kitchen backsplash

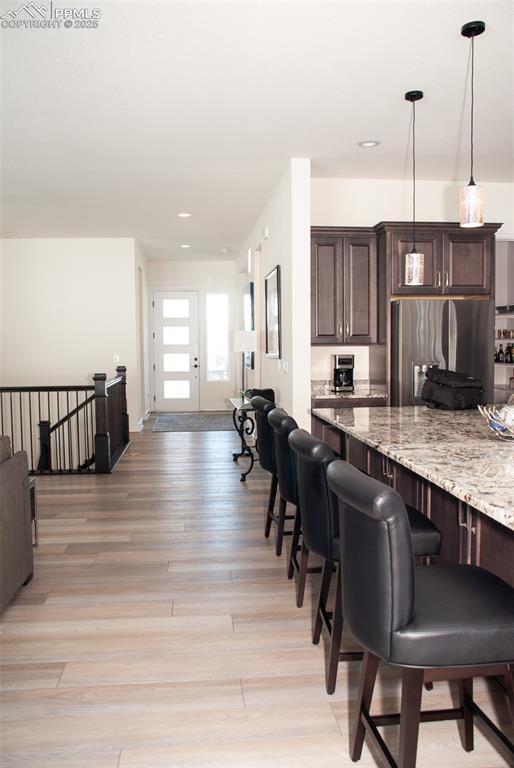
[311,345,386,383]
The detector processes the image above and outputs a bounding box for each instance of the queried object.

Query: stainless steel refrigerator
[391,299,494,406]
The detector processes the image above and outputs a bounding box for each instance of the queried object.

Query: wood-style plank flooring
[1,419,512,767]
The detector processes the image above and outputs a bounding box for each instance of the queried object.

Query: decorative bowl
[478,404,514,441]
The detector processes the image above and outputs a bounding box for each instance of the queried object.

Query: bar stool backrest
[250,396,276,474]
[327,460,415,662]
[267,408,299,506]
[288,429,339,562]
[250,388,275,403]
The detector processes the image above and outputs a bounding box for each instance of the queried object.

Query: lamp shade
[233,330,257,353]
[460,182,484,228]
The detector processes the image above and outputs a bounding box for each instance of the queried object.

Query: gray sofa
[0,436,34,613]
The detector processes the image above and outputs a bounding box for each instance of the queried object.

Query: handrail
[0,385,94,393]
[1,366,129,474]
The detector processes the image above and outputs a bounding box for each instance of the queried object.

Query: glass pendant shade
[405,251,425,286]
[459,181,484,228]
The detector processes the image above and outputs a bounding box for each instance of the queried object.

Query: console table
[230,396,257,481]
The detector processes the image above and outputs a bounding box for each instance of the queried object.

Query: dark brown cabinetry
[311,228,377,345]
[376,222,499,298]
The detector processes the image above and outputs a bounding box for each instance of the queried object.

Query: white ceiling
[1,0,513,260]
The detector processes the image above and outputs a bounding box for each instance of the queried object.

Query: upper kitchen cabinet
[310,234,343,344]
[311,228,378,345]
[375,221,501,298]
[443,230,492,295]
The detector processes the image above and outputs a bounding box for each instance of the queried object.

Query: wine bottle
[499,344,505,363]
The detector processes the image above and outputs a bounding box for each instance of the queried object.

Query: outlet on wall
[113,354,120,363]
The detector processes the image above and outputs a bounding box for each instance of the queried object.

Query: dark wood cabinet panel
[475,513,514,587]
[311,228,378,346]
[311,236,343,344]
[344,236,378,343]
[346,435,367,472]
[426,484,464,564]
[390,230,443,296]
[444,232,492,295]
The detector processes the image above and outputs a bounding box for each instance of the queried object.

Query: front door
[153,290,200,412]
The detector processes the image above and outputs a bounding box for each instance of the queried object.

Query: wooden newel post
[116,365,130,443]
[93,373,111,473]
[37,421,52,471]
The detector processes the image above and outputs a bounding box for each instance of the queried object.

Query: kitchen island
[312,406,514,586]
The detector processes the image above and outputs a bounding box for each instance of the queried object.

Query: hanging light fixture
[404,90,424,286]
[460,20,486,228]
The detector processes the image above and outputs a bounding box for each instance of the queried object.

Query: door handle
[337,321,343,338]
[345,320,349,339]
[436,271,441,288]
[444,271,449,288]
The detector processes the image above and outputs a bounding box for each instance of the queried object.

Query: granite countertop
[311,379,388,400]
[311,405,514,532]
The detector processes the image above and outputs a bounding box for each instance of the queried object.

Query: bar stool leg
[351,651,380,762]
[275,497,287,556]
[504,667,514,726]
[458,678,474,752]
[398,667,424,768]
[264,474,278,539]
[287,507,302,580]
[326,564,343,694]
[296,542,309,608]
[313,559,332,645]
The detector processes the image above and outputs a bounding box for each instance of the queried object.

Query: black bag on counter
[421,368,484,410]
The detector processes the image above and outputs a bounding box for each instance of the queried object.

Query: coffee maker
[332,354,354,393]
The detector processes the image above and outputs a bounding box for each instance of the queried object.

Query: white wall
[312,178,514,238]
[236,159,311,429]
[146,260,237,411]
[0,238,145,429]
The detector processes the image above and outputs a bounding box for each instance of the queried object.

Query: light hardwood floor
[1,420,512,767]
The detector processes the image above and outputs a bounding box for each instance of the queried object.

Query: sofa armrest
[0,450,34,613]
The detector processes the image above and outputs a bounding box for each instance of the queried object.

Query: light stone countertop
[311,380,388,400]
[311,405,514,532]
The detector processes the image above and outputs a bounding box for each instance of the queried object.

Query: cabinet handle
[444,271,449,288]
[337,321,343,338]
[458,504,476,533]
[345,320,349,338]
[436,271,441,288]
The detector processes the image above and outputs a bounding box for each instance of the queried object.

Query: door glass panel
[163,326,189,345]
[163,353,190,372]
[164,380,190,399]
[163,299,189,319]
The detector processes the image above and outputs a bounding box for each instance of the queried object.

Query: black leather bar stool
[250,396,278,541]
[266,408,300,566]
[327,459,514,768]
[288,429,443,696]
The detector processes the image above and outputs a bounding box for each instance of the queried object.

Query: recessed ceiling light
[178,212,192,218]
[221,247,228,254]
[358,140,380,148]
[181,243,191,249]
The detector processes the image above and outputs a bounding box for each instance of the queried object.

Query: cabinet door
[343,236,377,344]
[390,230,444,295]
[311,236,343,344]
[443,232,492,295]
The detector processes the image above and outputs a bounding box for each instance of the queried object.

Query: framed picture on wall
[265,265,281,359]
[243,281,255,370]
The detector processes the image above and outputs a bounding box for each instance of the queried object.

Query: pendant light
[404,90,424,286]
[460,20,486,228]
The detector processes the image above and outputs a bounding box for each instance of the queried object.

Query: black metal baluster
[19,392,24,451]
[84,391,90,468]
[0,392,4,436]
[66,391,72,472]
[28,392,34,473]
[9,392,14,451]
[75,391,80,469]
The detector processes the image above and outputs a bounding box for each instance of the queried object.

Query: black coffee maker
[332,354,354,393]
